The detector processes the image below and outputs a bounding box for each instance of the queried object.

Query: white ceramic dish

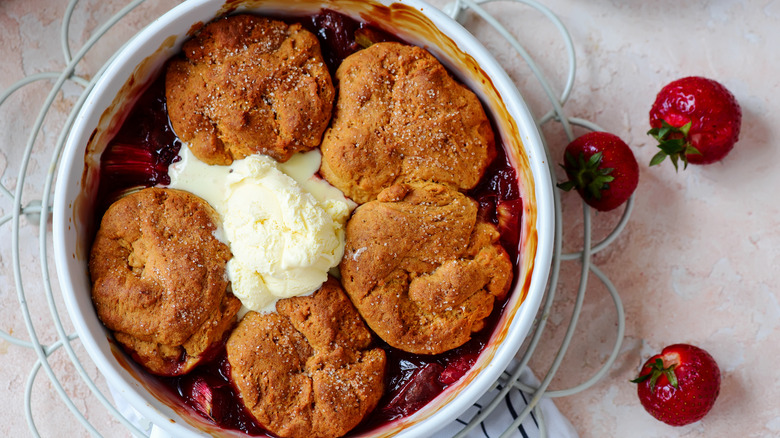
[53,0,553,436]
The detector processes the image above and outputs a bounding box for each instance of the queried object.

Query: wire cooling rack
[0,0,632,436]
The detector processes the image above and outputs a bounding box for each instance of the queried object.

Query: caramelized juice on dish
[95,9,523,436]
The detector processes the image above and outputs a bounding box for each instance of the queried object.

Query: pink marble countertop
[2,0,777,436]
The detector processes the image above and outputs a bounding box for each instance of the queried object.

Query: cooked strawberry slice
[496,199,522,255]
[438,352,479,386]
[382,363,444,418]
[181,374,229,423]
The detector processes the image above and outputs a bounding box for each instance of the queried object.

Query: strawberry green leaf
[670,153,680,171]
[647,120,696,172]
[630,373,652,384]
[664,367,679,389]
[556,180,576,191]
[648,361,664,391]
[649,151,667,167]
[685,144,702,156]
[558,151,615,200]
[564,150,578,168]
[587,152,604,168]
[679,121,692,137]
[631,357,679,392]
[658,138,686,155]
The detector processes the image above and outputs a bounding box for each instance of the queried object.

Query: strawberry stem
[557,151,614,200]
[631,358,679,392]
[647,121,700,171]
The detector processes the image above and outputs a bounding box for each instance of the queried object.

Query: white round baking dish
[53,0,554,436]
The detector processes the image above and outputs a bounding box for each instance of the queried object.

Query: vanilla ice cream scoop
[223,155,346,311]
[168,146,353,313]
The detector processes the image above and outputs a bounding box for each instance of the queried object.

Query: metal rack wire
[0,0,631,436]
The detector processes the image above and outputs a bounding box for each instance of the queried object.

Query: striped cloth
[436,365,579,438]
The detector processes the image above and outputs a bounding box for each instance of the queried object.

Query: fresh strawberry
[557,131,639,212]
[648,76,742,169]
[632,343,721,426]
